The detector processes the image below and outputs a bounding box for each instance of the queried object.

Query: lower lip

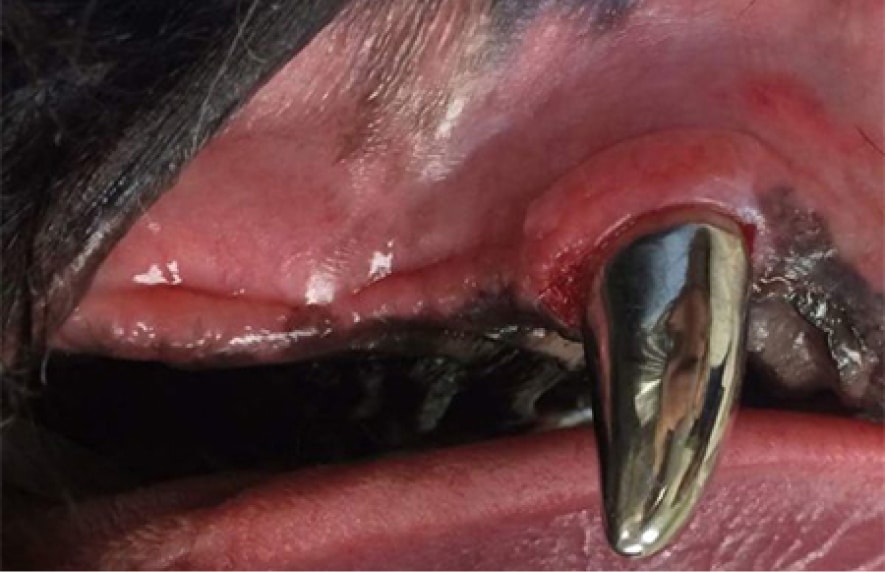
[9,410,884,570]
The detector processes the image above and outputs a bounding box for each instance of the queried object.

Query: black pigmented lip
[10,313,862,506]
[18,325,586,495]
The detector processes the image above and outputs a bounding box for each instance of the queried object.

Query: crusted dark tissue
[750,188,884,417]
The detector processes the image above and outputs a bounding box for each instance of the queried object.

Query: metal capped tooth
[583,221,751,558]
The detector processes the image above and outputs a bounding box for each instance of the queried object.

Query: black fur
[1,0,348,403]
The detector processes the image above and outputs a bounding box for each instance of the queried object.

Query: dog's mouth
[4,0,884,569]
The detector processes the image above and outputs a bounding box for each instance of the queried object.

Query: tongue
[9,411,883,570]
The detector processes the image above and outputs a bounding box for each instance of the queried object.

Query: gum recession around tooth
[520,130,870,330]
[6,412,884,570]
[531,134,883,413]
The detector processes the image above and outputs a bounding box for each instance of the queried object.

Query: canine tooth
[583,221,751,557]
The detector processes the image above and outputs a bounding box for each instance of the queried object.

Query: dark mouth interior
[6,323,858,502]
